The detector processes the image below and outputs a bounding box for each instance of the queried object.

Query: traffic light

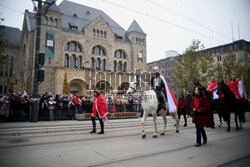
[39,53,45,66]
[38,70,45,83]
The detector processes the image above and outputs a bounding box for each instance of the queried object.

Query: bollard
[32,99,39,122]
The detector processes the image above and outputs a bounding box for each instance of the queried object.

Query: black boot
[97,118,104,134]
[89,117,96,133]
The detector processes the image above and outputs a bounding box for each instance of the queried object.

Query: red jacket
[177,98,188,115]
[73,96,80,105]
[92,94,109,118]
[227,80,241,99]
[206,81,218,95]
[191,95,214,128]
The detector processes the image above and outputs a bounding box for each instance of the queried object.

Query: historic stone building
[0,26,22,96]
[18,0,147,95]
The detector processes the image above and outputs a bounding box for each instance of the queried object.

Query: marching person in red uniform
[227,75,242,99]
[191,86,214,147]
[177,95,188,127]
[89,90,109,134]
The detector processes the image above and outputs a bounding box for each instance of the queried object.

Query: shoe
[89,130,96,133]
[195,143,201,147]
[183,124,187,127]
[203,138,207,145]
[97,131,104,134]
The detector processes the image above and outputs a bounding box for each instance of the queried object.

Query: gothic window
[76,44,82,52]
[102,48,106,56]
[104,31,106,38]
[93,29,96,36]
[141,39,144,44]
[91,57,95,69]
[136,37,138,44]
[70,54,76,68]
[48,17,53,26]
[100,31,103,37]
[96,46,100,55]
[53,18,58,26]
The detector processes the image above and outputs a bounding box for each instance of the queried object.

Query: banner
[45,29,55,58]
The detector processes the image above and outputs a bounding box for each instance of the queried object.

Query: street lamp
[31,0,56,122]
[31,0,56,98]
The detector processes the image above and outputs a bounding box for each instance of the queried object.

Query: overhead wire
[147,0,231,40]
[0,4,24,15]
[101,0,226,44]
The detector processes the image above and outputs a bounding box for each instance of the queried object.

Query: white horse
[127,77,179,138]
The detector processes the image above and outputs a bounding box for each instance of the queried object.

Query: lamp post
[31,0,55,122]
[32,0,56,98]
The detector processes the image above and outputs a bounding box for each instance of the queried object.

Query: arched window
[53,18,58,26]
[92,45,107,56]
[137,50,143,62]
[136,37,138,44]
[114,61,117,72]
[114,49,127,59]
[102,59,106,71]
[43,17,48,25]
[93,29,96,36]
[96,30,99,37]
[76,44,82,52]
[48,17,53,26]
[70,54,76,68]
[64,54,69,67]
[78,56,82,68]
[123,62,127,72]
[91,57,95,69]
[118,61,122,72]
[102,48,106,56]
[104,31,106,38]
[64,43,69,50]
[64,41,82,52]
[141,39,144,44]
[70,42,76,51]
[96,58,101,70]
[100,31,103,37]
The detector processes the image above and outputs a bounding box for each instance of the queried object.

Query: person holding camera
[191,86,213,147]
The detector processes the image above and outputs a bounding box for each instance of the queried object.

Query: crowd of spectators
[0,91,143,122]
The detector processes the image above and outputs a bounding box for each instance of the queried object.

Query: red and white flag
[160,75,177,113]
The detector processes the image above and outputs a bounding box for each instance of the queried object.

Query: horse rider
[151,66,167,113]
[150,66,178,116]
[227,75,242,99]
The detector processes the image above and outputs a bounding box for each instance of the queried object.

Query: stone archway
[95,80,111,94]
[69,79,87,96]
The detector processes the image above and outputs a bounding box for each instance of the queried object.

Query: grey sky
[1,0,249,63]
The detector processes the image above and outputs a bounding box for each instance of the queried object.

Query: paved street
[0,113,249,167]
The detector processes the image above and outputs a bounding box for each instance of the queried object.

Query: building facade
[17,0,147,95]
[0,26,22,96]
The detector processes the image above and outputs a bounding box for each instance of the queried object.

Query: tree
[218,55,250,95]
[173,40,215,93]
[63,71,70,94]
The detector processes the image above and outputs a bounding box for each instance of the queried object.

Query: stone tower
[126,20,147,71]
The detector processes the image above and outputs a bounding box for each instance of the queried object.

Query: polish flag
[160,75,177,113]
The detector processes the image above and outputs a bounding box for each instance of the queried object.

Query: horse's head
[127,76,138,94]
